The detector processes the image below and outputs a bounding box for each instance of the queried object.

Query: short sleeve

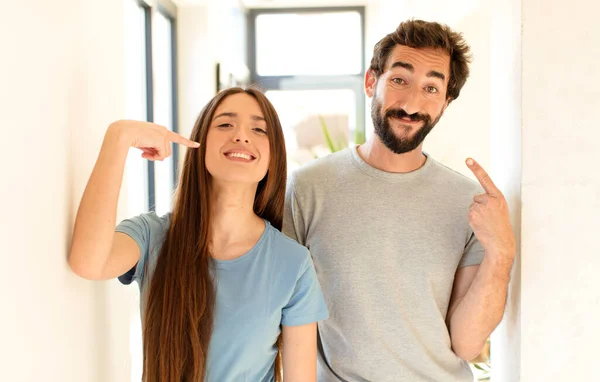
[459,231,485,268]
[283,173,306,246]
[115,212,162,285]
[281,252,329,326]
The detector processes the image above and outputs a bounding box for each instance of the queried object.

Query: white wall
[177,0,247,141]
[0,1,133,381]
[489,0,522,380]
[521,0,600,380]
[177,4,216,142]
[365,0,491,180]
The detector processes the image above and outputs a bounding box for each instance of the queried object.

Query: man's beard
[371,96,443,155]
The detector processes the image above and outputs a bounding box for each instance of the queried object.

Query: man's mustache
[385,108,430,122]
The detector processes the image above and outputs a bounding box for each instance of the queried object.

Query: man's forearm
[448,251,514,360]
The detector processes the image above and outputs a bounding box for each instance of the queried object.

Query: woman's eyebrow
[213,112,265,121]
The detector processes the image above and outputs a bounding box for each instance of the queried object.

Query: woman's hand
[68,120,199,280]
[109,120,200,161]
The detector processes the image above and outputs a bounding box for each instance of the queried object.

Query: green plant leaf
[319,115,337,152]
[354,128,366,145]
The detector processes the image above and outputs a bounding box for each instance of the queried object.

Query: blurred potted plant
[318,115,365,153]
[470,337,491,380]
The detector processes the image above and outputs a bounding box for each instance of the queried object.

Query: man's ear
[365,69,377,98]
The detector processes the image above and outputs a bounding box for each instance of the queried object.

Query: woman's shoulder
[121,211,171,231]
[264,222,312,270]
[115,211,172,252]
[266,223,308,253]
[140,210,171,225]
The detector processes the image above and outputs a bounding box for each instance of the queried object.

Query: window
[124,2,149,380]
[248,7,366,172]
[125,0,149,217]
[265,88,358,172]
[255,12,362,76]
[152,8,178,216]
[124,2,178,381]
[125,0,179,217]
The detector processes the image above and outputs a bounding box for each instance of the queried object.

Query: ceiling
[174,0,371,8]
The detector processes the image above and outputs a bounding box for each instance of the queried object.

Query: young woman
[68,87,327,381]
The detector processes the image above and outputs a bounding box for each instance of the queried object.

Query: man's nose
[396,89,422,116]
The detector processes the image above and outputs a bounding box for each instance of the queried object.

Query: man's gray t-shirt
[283,145,485,382]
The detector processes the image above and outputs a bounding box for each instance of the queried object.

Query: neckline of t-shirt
[212,219,271,270]
[348,144,434,182]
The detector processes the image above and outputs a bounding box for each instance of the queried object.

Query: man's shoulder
[290,149,352,188]
[428,157,483,194]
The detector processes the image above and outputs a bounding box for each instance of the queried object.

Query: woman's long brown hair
[142,87,287,381]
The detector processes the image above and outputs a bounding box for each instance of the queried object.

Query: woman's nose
[233,127,250,143]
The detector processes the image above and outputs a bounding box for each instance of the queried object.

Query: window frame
[138,0,179,212]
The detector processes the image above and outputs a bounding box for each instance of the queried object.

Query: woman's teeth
[227,153,252,160]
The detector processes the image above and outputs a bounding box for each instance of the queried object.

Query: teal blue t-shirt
[116,212,328,382]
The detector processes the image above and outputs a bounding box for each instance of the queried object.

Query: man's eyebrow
[390,61,446,82]
[427,70,446,82]
[390,61,414,72]
[213,112,265,121]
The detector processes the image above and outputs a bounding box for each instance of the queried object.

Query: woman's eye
[218,123,232,128]
[253,128,267,134]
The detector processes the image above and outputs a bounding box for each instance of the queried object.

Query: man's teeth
[227,153,252,160]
